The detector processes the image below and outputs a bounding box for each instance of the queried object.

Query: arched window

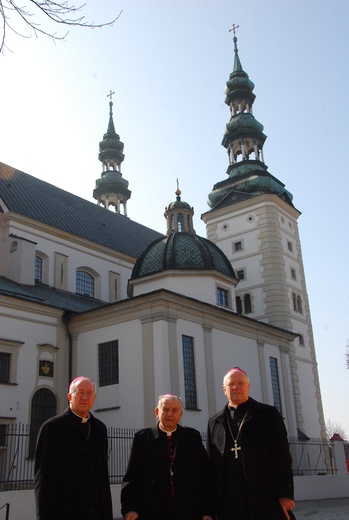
[76,270,95,297]
[244,293,252,313]
[177,213,183,232]
[29,388,57,458]
[235,294,252,314]
[292,292,303,314]
[293,292,298,311]
[297,295,303,314]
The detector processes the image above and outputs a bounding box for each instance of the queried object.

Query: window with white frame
[233,240,242,252]
[76,270,95,297]
[0,339,23,384]
[269,357,282,415]
[35,255,43,282]
[0,352,11,383]
[99,340,119,387]
[292,292,303,314]
[236,269,245,280]
[182,335,197,409]
[217,287,229,307]
[236,293,252,314]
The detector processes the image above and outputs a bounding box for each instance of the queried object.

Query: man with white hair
[34,376,113,520]
[121,394,213,520]
[207,367,295,520]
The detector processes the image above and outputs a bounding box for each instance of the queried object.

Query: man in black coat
[34,376,113,520]
[121,394,213,520]
[207,368,295,520]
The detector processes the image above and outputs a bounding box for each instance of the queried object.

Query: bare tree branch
[326,419,347,441]
[0,0,122,53]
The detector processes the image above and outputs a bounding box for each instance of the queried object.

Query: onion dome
[93,92,131,214]
[131,183,236,281]
[98,95,125,168]
[206,27,294,210]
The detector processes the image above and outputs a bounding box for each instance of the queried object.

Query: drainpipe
[62,311,73,384]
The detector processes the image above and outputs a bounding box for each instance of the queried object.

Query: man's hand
[279,497,295,520]
[123,512,139,520]
[202,516,213,520]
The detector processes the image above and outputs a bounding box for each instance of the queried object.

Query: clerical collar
[159,424,177,436]
[229,399,249,415]
[71,409,90,423]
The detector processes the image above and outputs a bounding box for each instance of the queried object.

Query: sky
[1,0,348,437]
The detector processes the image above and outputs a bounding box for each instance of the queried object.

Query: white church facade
[0,33,326,457]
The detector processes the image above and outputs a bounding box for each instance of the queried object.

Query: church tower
[202,28,326,440]
[93,91,131,214]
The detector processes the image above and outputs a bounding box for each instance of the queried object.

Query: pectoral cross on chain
[231,440,241,459]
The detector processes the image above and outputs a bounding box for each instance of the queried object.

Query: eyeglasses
[73,391,95,397]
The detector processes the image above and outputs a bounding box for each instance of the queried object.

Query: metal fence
[0,423,340,492]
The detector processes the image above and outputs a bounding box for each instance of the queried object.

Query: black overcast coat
[121,424,213,520]
[34,407,113,520]
[207,397,294,520]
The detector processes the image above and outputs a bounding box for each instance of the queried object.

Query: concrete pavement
[115,497,349,520]
[294,497,349,519]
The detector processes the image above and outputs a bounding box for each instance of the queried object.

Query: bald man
[207,368,295,520]
[34,377,113,520]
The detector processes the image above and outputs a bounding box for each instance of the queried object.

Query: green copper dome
[131,232,236,280]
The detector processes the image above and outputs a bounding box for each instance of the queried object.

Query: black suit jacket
[34,407,113,520]
[121,424,213,520]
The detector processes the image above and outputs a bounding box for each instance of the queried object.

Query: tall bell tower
[202,27,326,440]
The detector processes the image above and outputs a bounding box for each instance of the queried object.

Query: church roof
[0,276,107,313]
[0,162,163,259]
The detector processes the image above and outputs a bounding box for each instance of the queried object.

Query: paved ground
[115,497,349,520]
[293,497,349,519]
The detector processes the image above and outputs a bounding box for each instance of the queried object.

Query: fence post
[0,503,10,520]
[330,434,347,476]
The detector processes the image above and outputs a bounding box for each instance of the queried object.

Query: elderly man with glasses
[207,367,295,520]
[34,376,113,520]
[121,394,213,520]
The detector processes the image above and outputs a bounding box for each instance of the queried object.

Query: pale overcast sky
[1,0,348,437]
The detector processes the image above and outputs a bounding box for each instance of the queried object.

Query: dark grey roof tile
[0,162,163,258]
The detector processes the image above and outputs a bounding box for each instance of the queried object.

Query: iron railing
[0,423,340,491]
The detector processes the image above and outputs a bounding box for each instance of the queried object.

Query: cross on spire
[107,90,115,102]
[229,23,239,36]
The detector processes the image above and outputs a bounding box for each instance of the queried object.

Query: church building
[0,32,326,447]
